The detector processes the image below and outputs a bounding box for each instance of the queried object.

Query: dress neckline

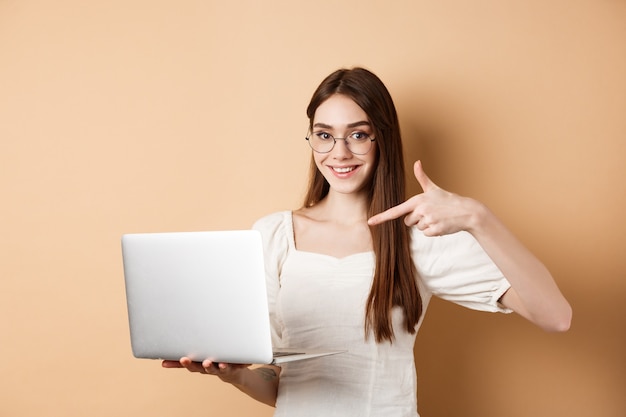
[285,210,375,261]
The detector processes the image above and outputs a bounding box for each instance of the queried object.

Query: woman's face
[310,94,377,197]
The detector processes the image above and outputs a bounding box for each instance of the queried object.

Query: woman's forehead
[313,94,369,127]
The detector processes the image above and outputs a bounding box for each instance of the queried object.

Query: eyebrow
[313,121,371,129]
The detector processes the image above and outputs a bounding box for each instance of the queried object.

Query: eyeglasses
[305,130,376,155]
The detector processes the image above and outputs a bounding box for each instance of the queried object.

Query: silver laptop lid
[121,230,273,364]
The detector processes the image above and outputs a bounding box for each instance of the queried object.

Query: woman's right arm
[162,358,280,407]
[227,364,281,407]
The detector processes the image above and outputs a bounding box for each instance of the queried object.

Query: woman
[163,67,572,416]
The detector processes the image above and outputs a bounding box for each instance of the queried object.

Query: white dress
[253,211,511,417]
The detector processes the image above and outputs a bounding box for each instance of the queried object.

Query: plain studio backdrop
[1,1,624,416]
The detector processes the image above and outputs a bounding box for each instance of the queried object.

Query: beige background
[1,0,624,416]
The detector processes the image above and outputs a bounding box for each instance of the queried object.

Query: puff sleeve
[412,228,512,313]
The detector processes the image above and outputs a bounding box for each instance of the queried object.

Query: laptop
[121,229,344,365]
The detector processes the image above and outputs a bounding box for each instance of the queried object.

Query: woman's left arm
[461,200,571,331]
[368,160,572,332]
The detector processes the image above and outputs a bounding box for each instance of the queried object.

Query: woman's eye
[351,132,368,141]
[316,132,333,141]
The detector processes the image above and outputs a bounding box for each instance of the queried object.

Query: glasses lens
[346,133,373,155]
[307,132,334,153]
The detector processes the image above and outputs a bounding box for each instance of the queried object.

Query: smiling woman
[163,67,571,417]
[309,94,378,195]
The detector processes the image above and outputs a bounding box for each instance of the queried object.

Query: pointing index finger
[368,200,414,226]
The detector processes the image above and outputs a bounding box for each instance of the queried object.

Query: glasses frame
[305,129,376,155]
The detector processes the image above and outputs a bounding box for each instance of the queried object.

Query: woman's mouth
[332,166,356,173]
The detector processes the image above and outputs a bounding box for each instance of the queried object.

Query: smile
[332,166,356,173]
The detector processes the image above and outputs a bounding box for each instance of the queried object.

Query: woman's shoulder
[252,210,295,263]
[252,211,296,249]
[252,210,292,232]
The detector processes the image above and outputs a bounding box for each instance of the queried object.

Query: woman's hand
[368,160,484,236]
[162,357,251,384]
[162,358,280,406]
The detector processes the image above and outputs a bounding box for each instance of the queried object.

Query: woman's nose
[330,138,352,158]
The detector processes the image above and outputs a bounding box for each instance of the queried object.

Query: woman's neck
[314,189,369,225]
[294,189,373,257]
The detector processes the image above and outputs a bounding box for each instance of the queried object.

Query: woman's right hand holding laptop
[162,358,280,407]
[162,357,250,379]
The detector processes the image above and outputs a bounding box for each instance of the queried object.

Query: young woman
[163,67,572,416]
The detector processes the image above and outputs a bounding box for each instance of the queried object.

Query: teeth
[333,166,355,173]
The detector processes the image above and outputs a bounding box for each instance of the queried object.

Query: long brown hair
[303,67,422,343]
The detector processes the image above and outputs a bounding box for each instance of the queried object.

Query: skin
[163,93,572,408]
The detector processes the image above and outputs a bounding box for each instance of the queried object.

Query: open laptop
[121,229,344,365]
